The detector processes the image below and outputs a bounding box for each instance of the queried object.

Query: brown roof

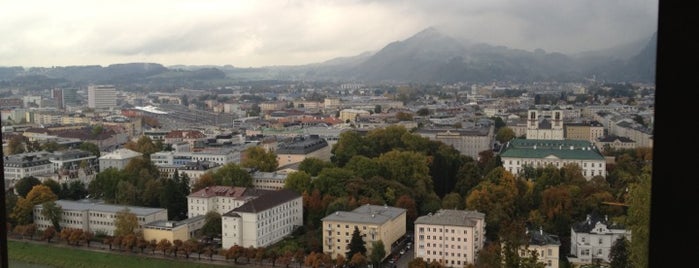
[224,189,300,215]
[188,186,248,198]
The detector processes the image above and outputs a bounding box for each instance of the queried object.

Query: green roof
[499,139,604,160]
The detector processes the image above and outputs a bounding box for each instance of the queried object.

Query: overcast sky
[0,0,658,68]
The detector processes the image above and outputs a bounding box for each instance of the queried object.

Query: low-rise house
[143,215,206,243]
[568,214,632,265]
[519,228,560,268]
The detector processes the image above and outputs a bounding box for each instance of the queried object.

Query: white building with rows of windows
[499,138,606,180]
[33,199,167,236]
[186,186,271,218]
[221,189,302,248]
[414,209,486,267]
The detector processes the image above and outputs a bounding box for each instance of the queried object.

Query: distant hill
[0,28,656,89]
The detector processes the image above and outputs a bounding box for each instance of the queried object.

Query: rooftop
[499,138,604,160]
[414,209,485,227]
[37,199,166,216]
[321,204,406,225]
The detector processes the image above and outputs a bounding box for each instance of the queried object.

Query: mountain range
[0,27,656,89]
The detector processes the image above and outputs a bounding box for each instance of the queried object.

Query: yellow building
[143,215,206,242]
[321,204,406,261]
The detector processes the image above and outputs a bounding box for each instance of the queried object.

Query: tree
[627,169,651,268]
[241,146,278,172]
[41,226,57,243]
[8,135,27,154]
[114,208,139,237]
[496,127,516,143]
[298,157,334,176]
[212,163,253,187]
[346,226,367,259]
[157,239,172,256]
[349,252,368,267]
[191,172,216,193]
[441,192,464,210]
[369,240,386,267]
[78,142,101,157]
[609,236,631,268]
[42,179,62,196]
[284,171,312,194]
[59,181,88,200]
[14,176,41,197]
[12,185,58,225]
[124,135,159,157]
[200,211,222,237]
[41,201,63,230]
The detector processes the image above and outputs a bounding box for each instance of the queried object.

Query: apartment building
[414,209,486,267]
[321,204,406,261]
[186,186,272,218]
[221,189,303,248]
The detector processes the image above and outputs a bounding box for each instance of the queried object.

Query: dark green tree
[212,163,252,187]
[609,236,631,268]
[298,157,334,177]
[200,211,222,237]
[284,171,312,194]
[15,176,41,197]
[42,179,61,197]
[59,181,88,200]
[346,226,366,259]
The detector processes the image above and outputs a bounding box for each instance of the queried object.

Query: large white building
[87,85,117,109]
[3,151,53,191]
[568,214,631,265]
[33,199,168,236]
[150,148,243,167]
[186,186,272,218]
[98,148,142,172]
[414,209,486,267]
[221,189,303,248]
[499,138,606,180]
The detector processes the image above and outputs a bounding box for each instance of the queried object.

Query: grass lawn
[8,240,231,268]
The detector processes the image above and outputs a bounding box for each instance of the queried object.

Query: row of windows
[418,227,467,234]
[424,251,467,259]
[424,243,466,249]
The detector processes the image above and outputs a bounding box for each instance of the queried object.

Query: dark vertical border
[651,1,699,267]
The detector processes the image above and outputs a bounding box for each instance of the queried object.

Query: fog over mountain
[0,27,656,88]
